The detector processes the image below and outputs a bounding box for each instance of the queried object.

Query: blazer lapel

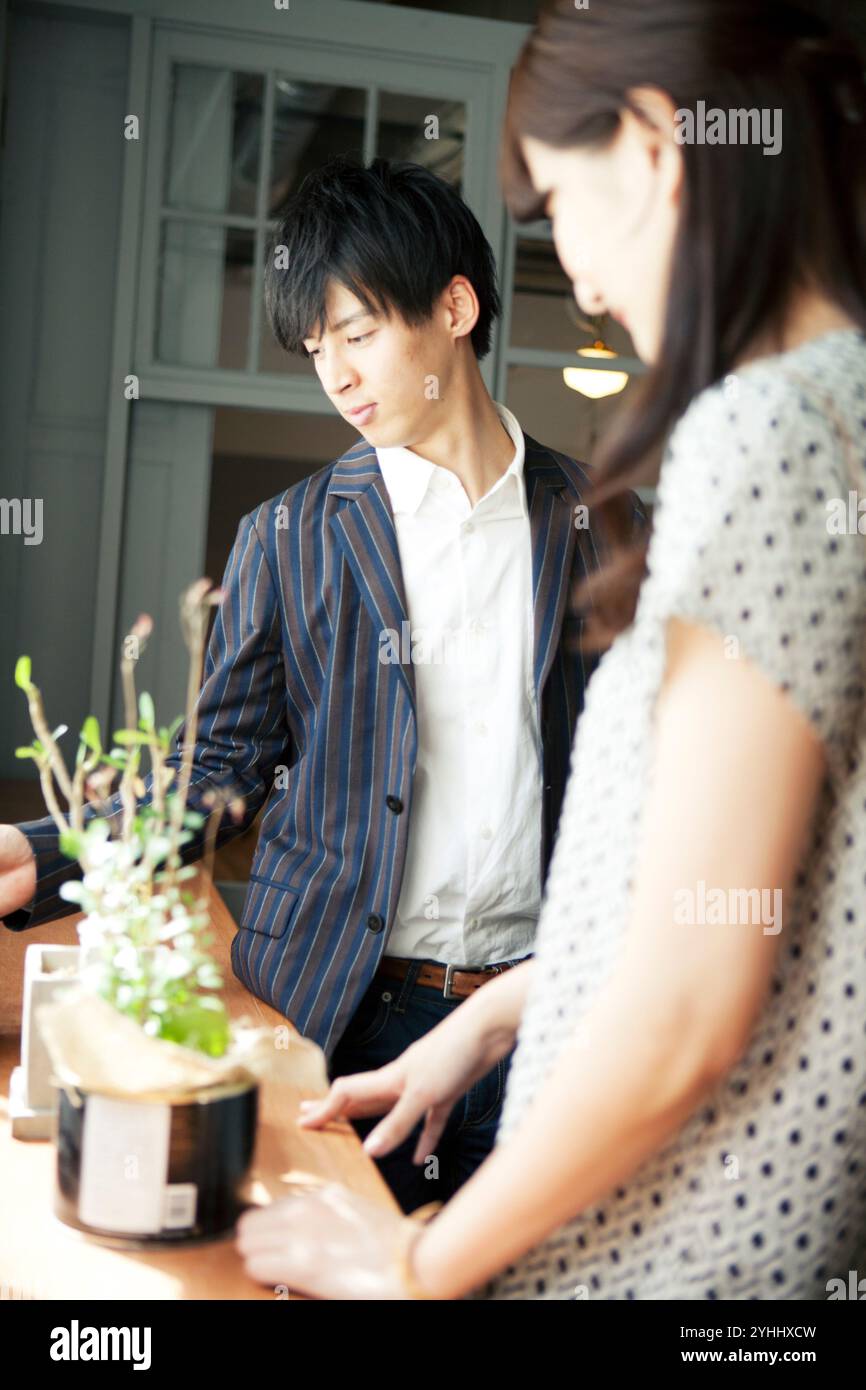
[328,444,416,712]
[524,437,580,700]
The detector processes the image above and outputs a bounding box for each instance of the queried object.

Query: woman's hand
[236,1183,433,1299]
[298,961,534,1161]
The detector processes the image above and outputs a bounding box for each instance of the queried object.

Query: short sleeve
[647,372,866,757]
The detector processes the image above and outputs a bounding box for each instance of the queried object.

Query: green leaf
[157,997,230,1057]
[112,730,150,745]
[14,656,32,691]
[14,747,38,760]
[80,716,101,753]
[59,829,84,860]
[138,691,156,731]
[182,810,205,829]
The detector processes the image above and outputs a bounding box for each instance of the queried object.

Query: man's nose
[319,351,359,400]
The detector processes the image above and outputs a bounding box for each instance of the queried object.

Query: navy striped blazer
[5,434,639,1062]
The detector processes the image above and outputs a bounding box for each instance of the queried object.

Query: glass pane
[156,221,254,369]
[510,236,638,358]
[377,92,465,189]
[207,407,358,583]
[257,234,317,376]
[506,364,638,463]
[259,321,317,377]
[165,66,264,218]
[268,80,367,214]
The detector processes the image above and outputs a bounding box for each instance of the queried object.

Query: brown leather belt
[375,955,527,1001]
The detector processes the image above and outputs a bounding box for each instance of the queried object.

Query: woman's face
[520,90,683,364]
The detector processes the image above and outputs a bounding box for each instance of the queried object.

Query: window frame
[135,22,517,414]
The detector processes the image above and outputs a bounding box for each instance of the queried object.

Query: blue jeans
[328,958,522,1215]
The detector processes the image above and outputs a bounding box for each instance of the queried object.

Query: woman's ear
[622,85,684,206]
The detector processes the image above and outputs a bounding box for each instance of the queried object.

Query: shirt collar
[376,402,528,520]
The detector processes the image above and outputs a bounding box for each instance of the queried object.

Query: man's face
[302,280,451,449]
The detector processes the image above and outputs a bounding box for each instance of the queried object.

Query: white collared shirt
[375,402,542,966]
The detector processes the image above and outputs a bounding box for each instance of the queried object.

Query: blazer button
[366,913,385,933]
[386,795,404,814]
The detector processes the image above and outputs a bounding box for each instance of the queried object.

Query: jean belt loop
[392,959,422,1014]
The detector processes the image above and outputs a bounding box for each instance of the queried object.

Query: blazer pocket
[239,876,301,940]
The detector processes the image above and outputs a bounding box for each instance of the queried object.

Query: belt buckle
[443,962,505,999]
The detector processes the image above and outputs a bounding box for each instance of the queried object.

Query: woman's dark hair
[264,156,501,360]
[502,0,866,650]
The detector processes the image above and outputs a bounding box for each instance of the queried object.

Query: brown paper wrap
[35,989,329,1104]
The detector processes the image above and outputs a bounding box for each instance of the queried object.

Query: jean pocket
[239,877,301,939]
[461,1058,504,1129]
[339,986,394,1050]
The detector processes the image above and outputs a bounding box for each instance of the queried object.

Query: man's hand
[0,825,37,918]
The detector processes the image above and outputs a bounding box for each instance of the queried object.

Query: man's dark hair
[264,156,501,360]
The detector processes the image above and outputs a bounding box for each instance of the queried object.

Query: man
[0,157,642,1213]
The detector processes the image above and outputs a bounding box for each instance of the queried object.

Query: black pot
[54,1078,258,1247]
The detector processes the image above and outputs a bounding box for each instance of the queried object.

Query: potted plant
[13,580,264,1246]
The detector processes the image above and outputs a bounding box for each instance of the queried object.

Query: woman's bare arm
[409,616,827,1298]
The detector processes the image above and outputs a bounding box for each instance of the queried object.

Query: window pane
[510,237,576,352]
[156,221,254,369]
[268,80,367,214]
[506,364,637,462]
[207,406,358,583]
[376,92,465,189]
[165,67,264,218]
[258,320,317,377]
[510,235,639,357]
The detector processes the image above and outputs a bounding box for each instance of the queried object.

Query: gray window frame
[136,23,514,414]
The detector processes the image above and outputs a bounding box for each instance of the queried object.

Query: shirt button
[463,521,475,534]
[480,825,493,840]
[474,720,488,736]
[366,913,385,933]
[386,795,404,814]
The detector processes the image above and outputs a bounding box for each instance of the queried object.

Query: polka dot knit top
[471,327,866,1301]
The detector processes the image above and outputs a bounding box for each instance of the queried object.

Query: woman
[236,0,866,1299]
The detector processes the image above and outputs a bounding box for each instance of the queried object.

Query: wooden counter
[0,871,399,1299]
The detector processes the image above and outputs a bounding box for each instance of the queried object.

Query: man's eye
[348,332,374,345]
[307,347,321,359]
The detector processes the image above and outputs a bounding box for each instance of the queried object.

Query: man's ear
[442,275,480,345]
